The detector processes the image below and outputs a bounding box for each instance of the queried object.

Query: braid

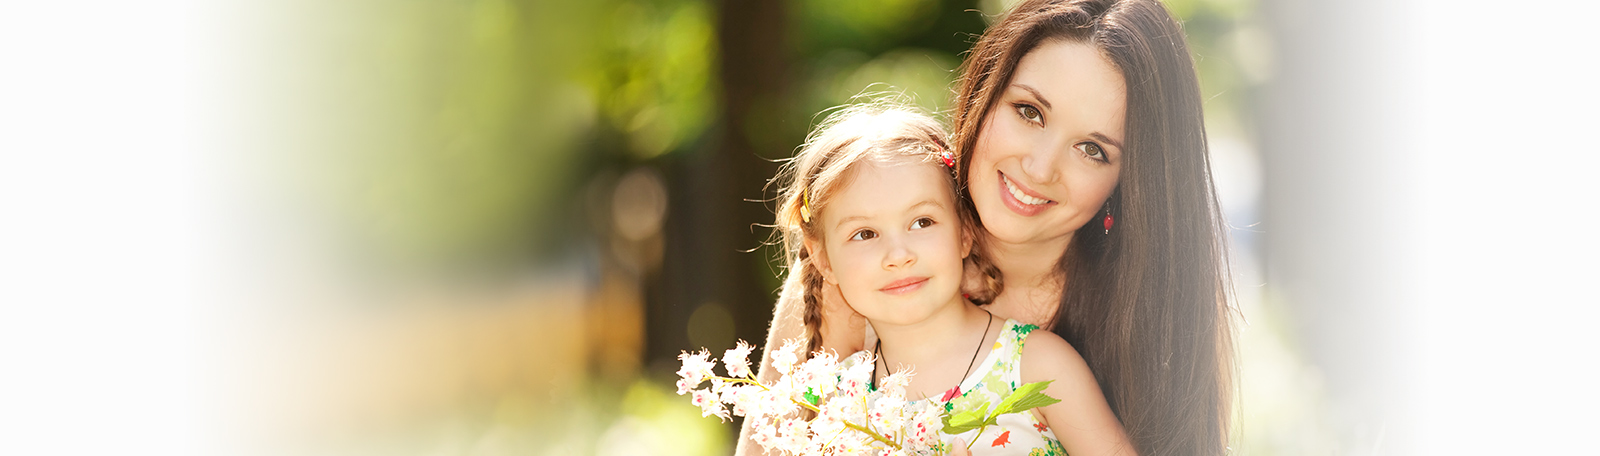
[975,252,1006,305]
[962,240,1006,304]
[957,175,1005,304]
[798,249,827,357]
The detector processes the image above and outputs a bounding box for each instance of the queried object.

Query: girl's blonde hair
[772,102,1003,356]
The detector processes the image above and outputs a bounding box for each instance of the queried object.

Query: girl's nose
[883,238,916,270]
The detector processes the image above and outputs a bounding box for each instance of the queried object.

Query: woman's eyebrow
[1012,83,1052,110]
[1012,83,1121,149]
[1090,132,1124,150]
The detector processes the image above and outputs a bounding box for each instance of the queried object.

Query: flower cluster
[676,339,950,455]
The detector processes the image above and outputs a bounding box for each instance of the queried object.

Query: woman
[739,1,1234,454]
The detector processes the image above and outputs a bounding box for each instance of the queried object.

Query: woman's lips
[879,277,930,295]
[998,171,1055,217]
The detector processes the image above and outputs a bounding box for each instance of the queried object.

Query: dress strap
[1002,320,1041,356]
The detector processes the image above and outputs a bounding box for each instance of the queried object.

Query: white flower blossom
[675,349,715,394]
[675,378,697,396]
[690,387,729,422]
[751,420,779,449]
[772,339,804,374]
[776,417,811,453]
[878,371,913,398]
[723,340,756,378]
[811,398,849,440]
[796,350,840,398]
[678,342,954,455]
[869,394,908,429]
[906,403,946,449]
[838,352,876,398]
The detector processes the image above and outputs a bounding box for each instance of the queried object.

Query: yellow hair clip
[799,193,812,223]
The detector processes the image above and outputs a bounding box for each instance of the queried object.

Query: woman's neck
[982,231,1069,327]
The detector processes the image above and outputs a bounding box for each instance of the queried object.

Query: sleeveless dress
[929,319,1067,456]
[858,319,1069,455]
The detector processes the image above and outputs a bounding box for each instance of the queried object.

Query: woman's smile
[998,171,1057,216]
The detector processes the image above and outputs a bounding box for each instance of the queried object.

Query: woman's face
[968,40,1126,249]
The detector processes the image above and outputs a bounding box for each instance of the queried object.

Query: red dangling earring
[1102,201,1114,235]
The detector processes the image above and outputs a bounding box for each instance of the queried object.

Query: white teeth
[1002,174,1050,205]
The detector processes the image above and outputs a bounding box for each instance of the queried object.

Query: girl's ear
[960,224,975,259]
[804,238,839,285]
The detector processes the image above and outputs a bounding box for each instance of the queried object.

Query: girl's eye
[1015,104,1043,124]
[849,229,878,241]
[1078,142,1106,161]
[910,217,935,230]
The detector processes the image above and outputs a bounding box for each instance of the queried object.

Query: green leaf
[804,388,820,406]
[1006,391,1062,414]
[941,403,992,435]
[993,380,1059,416]
[940,381,1063,436]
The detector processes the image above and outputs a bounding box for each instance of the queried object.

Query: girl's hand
[947,438,972,456]
[816,279,867,356]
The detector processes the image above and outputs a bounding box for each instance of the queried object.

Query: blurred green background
[225,0,1331,454]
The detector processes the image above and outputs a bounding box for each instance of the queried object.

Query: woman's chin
[980,214,1076,249]
[974,201,1035,242]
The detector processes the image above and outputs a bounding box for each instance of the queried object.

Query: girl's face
[968,40,1126,249]
[809,160,971,327]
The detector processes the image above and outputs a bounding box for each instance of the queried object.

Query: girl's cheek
[917,235,960,263]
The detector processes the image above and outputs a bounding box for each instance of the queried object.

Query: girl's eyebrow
[834,215,867,231]
[833,199,947,231]
[906,199,946,212]
[1012,83,1052,110]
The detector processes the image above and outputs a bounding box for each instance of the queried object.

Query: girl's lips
[998,171,1055,217]
[879,277,930,295]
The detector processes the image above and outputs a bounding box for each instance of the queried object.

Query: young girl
[771,103,1135,455]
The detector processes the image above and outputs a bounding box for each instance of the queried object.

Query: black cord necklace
[874,309,994,394]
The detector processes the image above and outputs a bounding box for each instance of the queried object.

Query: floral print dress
[926,319,1068,456]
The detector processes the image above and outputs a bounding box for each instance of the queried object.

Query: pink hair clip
[939,150,956,169]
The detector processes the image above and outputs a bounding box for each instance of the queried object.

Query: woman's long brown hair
[950,1,1236,454]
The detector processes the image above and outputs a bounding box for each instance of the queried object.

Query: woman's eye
[849,229,878,241]
[910,217,935,230]
[1078,142,1106,160]
[1016,104,1042,124]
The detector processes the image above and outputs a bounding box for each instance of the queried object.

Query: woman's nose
[1021,141,1062,184]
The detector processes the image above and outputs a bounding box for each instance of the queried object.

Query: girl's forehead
[824,161,957,218]
[837,158,950,192]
